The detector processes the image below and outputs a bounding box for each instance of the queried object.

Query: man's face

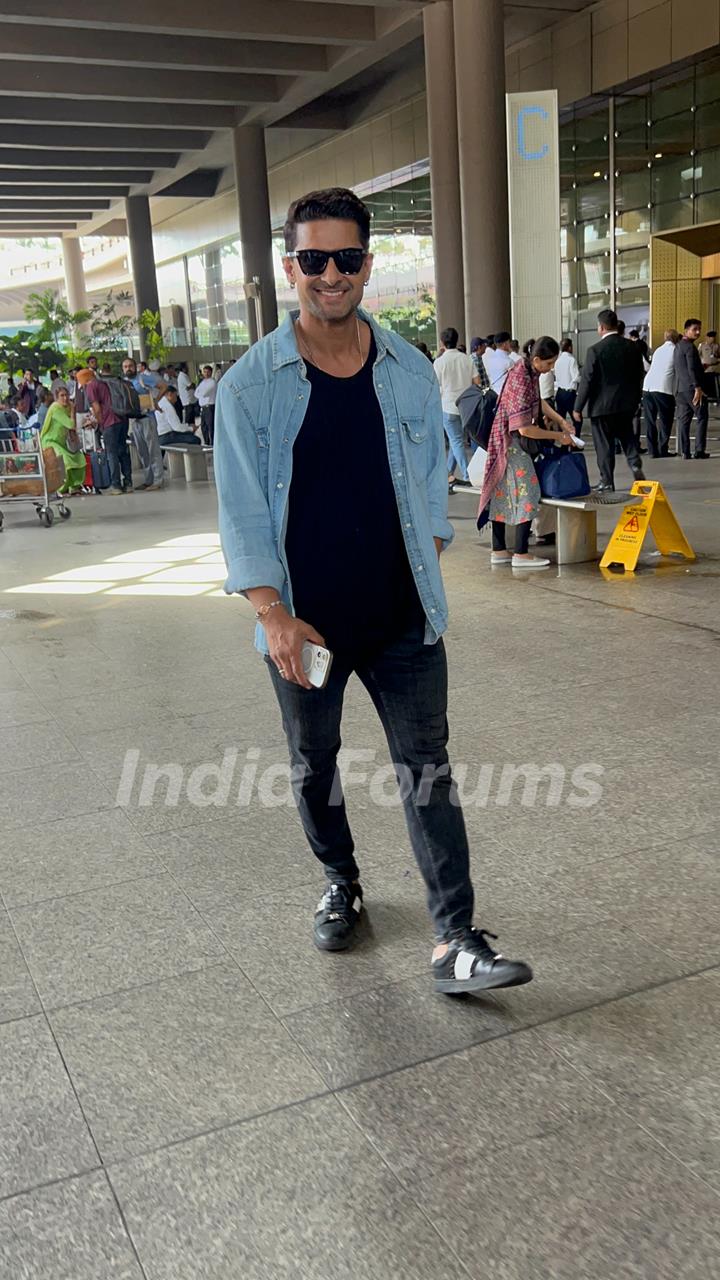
[122,359,136,378]
[202,366,212,379]
[686,323,701,340]
[283,218,372,325]
[500,341,512,352]
[88,356,98,371]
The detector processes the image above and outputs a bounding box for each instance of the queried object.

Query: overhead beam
[0,24,329,74]
[0,124,211,150]
[0,198,111,209]
[0,149,178,169]
[0,225,78,233]
[0,64,280,104]
[0,97,236,129]
[0,170,151,185]
[0,185,130,197]
[0,1,376,45]
[0,209,89,220]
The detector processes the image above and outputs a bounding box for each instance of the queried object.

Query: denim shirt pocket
[400,417,429,482]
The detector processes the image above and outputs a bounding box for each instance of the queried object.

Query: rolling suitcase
[88,449,111,491]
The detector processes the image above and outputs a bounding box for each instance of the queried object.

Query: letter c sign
[517,105,549,160]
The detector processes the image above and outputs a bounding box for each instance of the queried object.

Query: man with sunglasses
[215,187,532,998]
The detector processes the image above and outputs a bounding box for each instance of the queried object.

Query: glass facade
[560,54,720,354]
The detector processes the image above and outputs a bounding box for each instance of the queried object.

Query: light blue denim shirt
[215,308,454,655]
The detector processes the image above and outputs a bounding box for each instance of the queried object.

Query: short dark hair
[494,331,511,345]
[530,335,560,361]
[470,336,486,353]
[441,327,459,349]
[684,317,702,329]
[629,329,640,339]
[561,338,573,352]
[597,308,618,330]
[708,330,717,337]
[284,187,371,252]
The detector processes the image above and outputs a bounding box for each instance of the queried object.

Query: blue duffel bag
[535,448,591,499]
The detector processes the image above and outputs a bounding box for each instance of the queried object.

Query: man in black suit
[673,318,710,459]
[573,308,646,492]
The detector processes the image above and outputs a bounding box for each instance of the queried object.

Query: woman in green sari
[40,387,85,495]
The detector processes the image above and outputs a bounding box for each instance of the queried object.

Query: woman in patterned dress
[478,335,574,569]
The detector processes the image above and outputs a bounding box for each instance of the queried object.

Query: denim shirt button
[276,482,284,489]
[405,521,411,528]
[396,470,403,477]
[283,436,289,443]
[417,564,424,571]
[431,607,437,614]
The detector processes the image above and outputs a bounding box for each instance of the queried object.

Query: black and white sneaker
[313,882,363,952]
[433,928,533,995]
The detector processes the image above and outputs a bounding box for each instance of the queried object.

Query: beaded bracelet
[254,600,284,621]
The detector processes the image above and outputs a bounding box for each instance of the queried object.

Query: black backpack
[455,384,498,450]
[99,375,141,418]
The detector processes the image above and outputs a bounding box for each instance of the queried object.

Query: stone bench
[539,491,643,564]
[162,445,213,482]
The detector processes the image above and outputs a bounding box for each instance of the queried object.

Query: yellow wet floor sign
[599,480,696,572]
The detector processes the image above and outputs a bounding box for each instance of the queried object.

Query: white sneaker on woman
[512,554,550,569]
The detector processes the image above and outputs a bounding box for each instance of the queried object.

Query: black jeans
[103,418,132,489]
[200,405,215,446]
[266,621,474,940]
[675,392,708,457]
[590,413,643,487]
[643,391,675,456]
[492,520,531,554]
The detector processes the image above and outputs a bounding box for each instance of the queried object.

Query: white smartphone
[301,641,333,689]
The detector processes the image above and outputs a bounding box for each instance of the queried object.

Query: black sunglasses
[287,248,367,277]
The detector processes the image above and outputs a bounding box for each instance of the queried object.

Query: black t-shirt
[284,335,423,656]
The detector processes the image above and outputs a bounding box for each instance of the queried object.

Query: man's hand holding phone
[263,605,326,689]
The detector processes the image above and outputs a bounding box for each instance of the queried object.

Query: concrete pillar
[61,236,90,334]
[204,247,229,342]
[423,1,464,345]
[232,124,278,344]
[125,194,161,360]
[453,0,511,340]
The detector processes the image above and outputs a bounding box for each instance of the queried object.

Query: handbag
[65,428,81,454]
[535,447,591,499]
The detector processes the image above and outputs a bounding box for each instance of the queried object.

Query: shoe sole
[434,968,533,995]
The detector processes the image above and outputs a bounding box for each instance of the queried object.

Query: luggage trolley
[0,428,72,530]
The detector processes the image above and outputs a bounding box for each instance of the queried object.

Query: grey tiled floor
[1,447,719,1278]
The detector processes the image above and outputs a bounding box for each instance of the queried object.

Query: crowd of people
[0,357,232,499]
[418,309,715,569]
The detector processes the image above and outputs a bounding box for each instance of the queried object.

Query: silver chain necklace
[296,314,364,374]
